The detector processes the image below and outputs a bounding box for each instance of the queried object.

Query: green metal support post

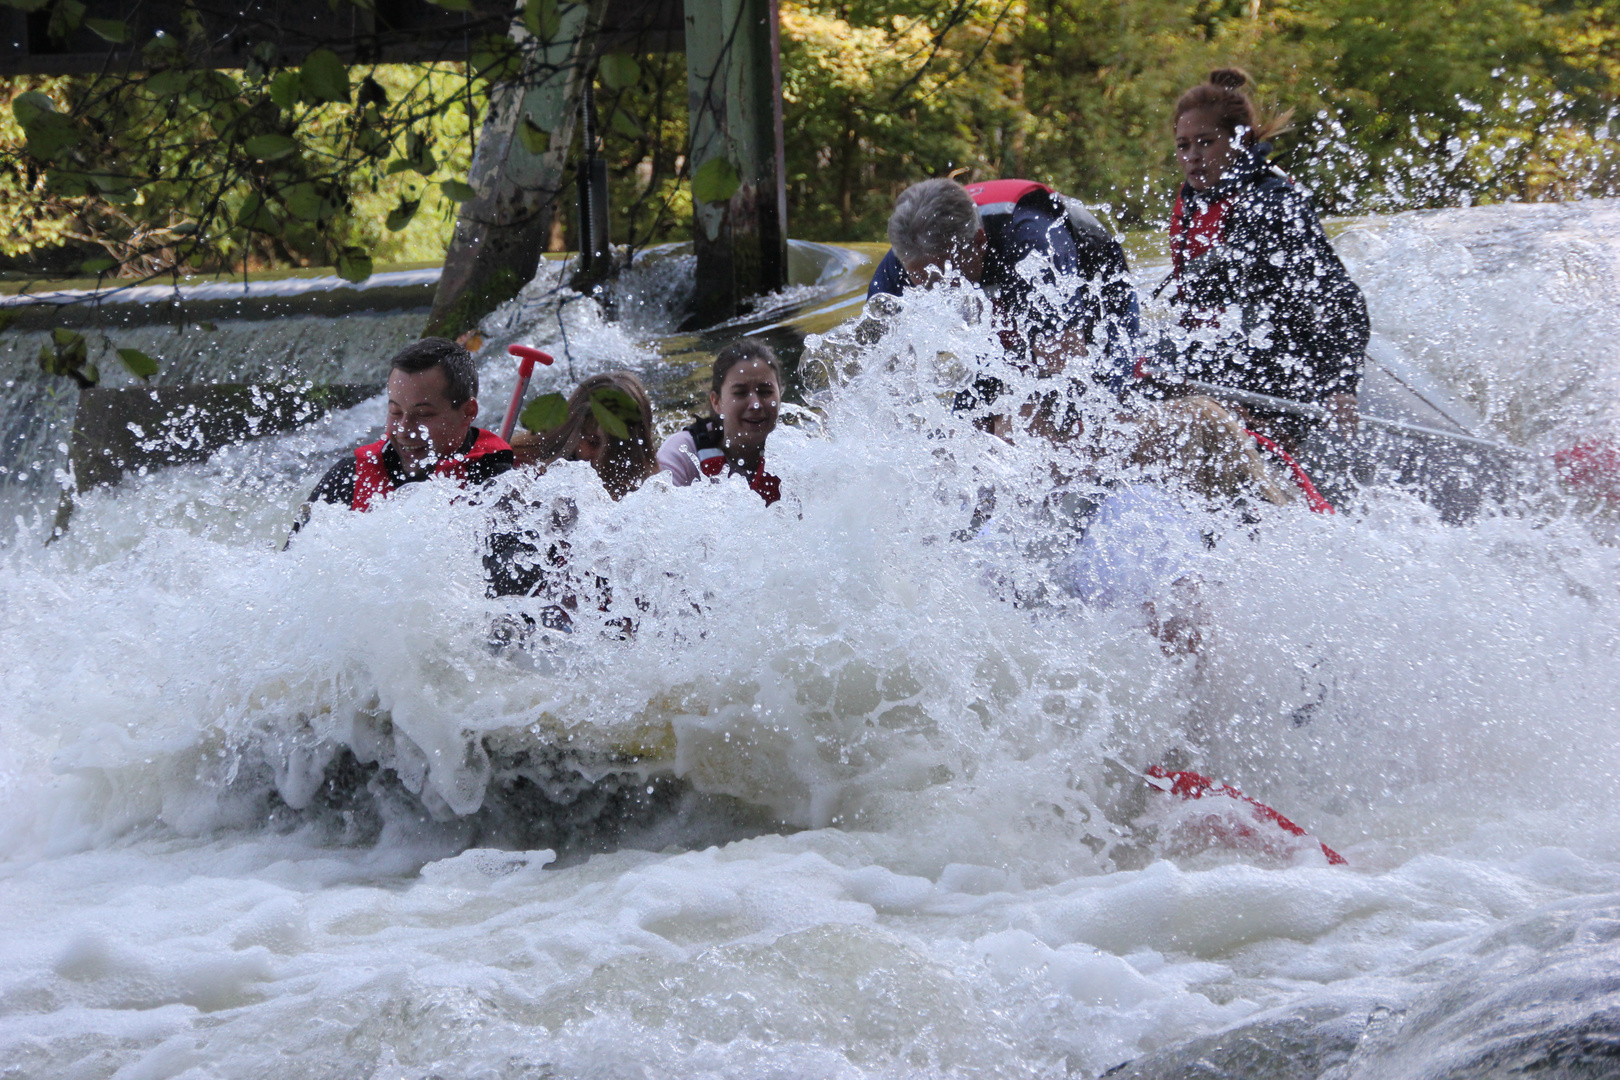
[682,0,788,327]
[425,0,611,340]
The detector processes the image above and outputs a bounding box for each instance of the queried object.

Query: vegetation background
[3,0,1618,281]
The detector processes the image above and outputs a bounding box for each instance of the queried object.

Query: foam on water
[1,203,1619,1078]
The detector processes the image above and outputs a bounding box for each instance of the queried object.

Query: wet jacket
[1162,145,1369,406]
[306,427,514,510]
[869,180,1139,379]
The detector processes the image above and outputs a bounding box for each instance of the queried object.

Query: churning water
[1,202,1618,1079]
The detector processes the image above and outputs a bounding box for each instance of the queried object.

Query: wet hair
[391,337,478,406]
[887,178,982,266]
[1173,67,1293,145]
[709,338,783,400]
[532,371,658,499]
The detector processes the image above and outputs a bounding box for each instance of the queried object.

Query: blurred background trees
[3,0,1617,279]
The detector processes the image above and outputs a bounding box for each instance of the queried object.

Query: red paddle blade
[1144,765,1348,866]
[1555,441,1620,502]
[507,344,555,366]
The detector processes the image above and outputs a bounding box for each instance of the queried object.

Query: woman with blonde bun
[1153,67,1369,454]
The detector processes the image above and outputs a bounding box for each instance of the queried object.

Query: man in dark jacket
[293,338,512,534]
[869,178,1139,395]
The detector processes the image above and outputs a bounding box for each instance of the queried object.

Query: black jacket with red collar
[306,427,513,510]
[1163,145,1369,405]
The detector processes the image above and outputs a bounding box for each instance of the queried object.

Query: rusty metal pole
[682,0,787,328]
[424,0,610,340]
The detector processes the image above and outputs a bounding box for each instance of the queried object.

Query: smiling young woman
[657,338,784,505]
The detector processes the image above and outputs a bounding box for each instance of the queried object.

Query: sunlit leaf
[84,17,127,42]
[283,182,324,221]
[10,90,57,127]
[116,347,159,379]
[588,387,640,439]
[440,179,477,202]
[520,392,569,433]
[518,114,549,155]
[610,109,643,138]
[300,48,350,104]
[47,0,85,41]
[598,54,640,91]
[691,157,741,205]
[523,0,560,41]
[386,198,420,231]
[244,133,298,160]
[336,247,373,283]
[268,70,301,110]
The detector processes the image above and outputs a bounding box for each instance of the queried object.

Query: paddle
[500,344,554,442]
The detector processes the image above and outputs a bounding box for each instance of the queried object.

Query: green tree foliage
[3,0,1617,278]
[0,1,505,281]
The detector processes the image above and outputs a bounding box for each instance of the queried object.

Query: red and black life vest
[686,418,781,506]
[351,427,513,511]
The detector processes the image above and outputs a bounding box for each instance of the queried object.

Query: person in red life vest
[869,177,1140,396]
[297,338,513,524]
[656,339,783,506]
[1151,68,1369,453]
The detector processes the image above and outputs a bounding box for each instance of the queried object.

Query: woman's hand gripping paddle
[500,345,554,443]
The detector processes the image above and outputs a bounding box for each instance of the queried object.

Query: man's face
[902,228,988,287]
[386,365,477,474]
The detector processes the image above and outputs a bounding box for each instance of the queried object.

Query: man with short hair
[298,337,513,522]
[870,178,1139,390]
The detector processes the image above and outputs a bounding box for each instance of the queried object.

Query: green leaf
[0,0,51,13]
[116,347,159,379]
[520,392,569,433]
[268,70,301,110]
[11,90,57,127]
[518,114,549,155]
[80,256,116,275]
[299,48,350,104]
[22,112,78,159]
[384,158,414,176]
[84,17,127,42]
[335,247,372,283]
[47,0,85,41]
[523,0,560,41]
[598,54,640,91]
[167,221,199,235]
[355,127,388,157]
[245,133,298,160]
[51,327,84,350]
[356,75,388,109]
[283,182,324,222]
[440,179,477,202]
[588,396,630,440]
[428,0,472,9]
[691,157,741,205]
[15,92,78,160]
[386,198,420,231]
[470,35,522,84]
[610,109,643,138]
[142,32,184,69]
